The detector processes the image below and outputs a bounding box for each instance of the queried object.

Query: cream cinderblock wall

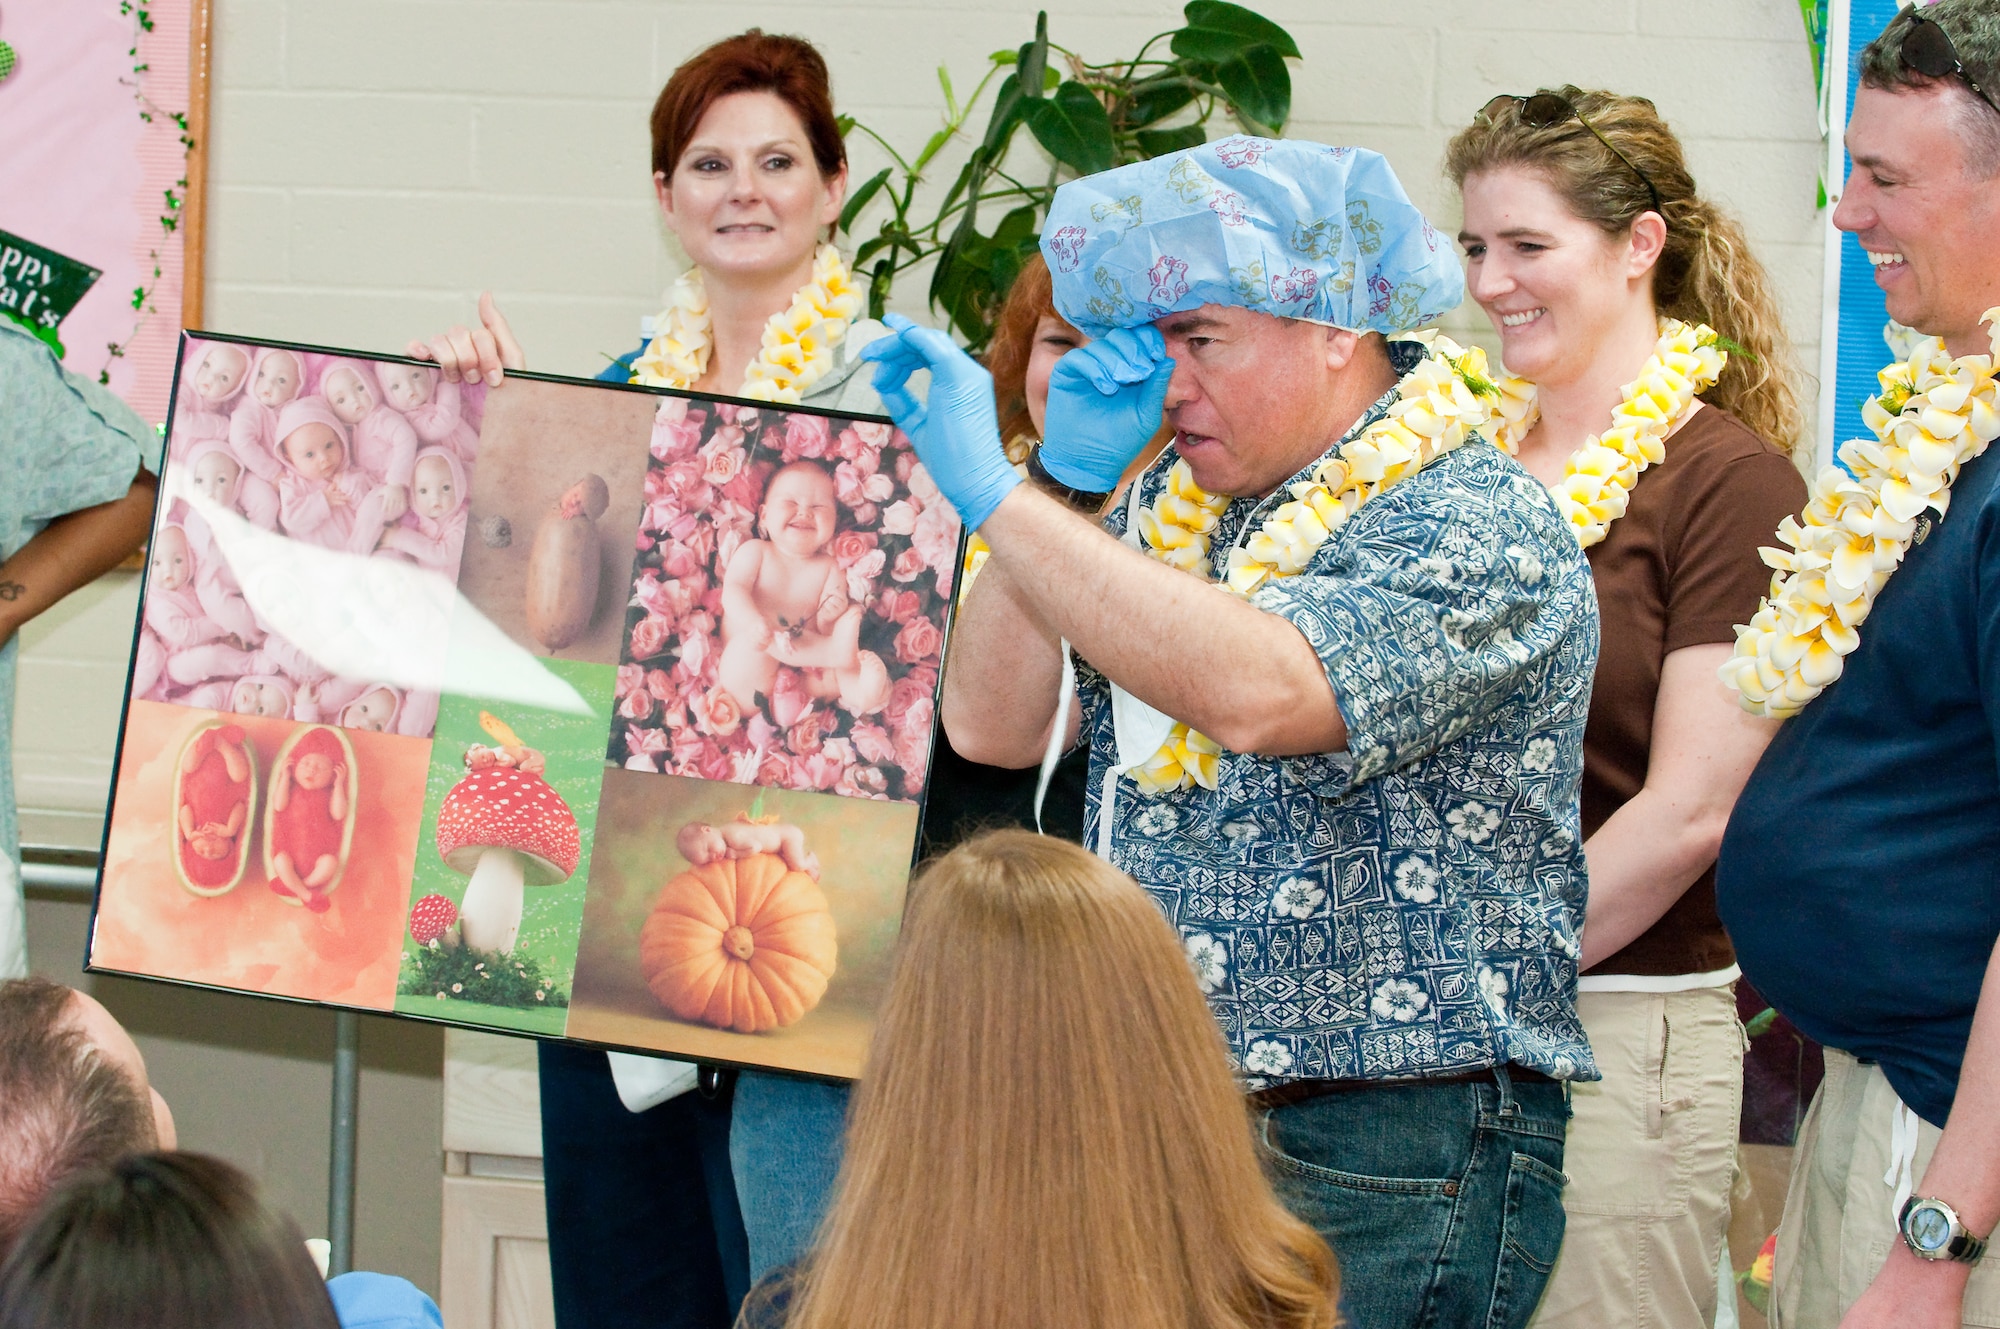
[16,0,1829,1302]
[199,0,1826,385]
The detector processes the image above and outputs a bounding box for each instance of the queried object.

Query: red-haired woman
[415,31,888,1328]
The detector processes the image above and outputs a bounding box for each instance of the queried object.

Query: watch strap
[1025,448,1113,512]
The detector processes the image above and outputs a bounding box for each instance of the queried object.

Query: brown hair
[773,831,1339,1329]
[0,981,156,1264]
[1445,86,1808,458]
[650,30,846,182]
[983,254,1077,458]
[0,1152,340,1329]
[1857,0,2000,176]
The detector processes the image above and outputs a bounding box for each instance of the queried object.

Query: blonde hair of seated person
[772,830,1340,1329]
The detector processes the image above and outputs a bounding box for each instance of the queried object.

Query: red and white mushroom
[409,893,460,948]
[435,764,580,954]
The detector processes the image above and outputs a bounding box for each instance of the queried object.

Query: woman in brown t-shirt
[1446,89,1808,1326]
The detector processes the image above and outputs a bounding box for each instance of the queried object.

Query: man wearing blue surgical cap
[866,137,1599,1329]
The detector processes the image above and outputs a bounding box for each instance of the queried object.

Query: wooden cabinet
[440,1031,555,1329]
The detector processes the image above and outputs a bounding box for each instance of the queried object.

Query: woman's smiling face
[656,90,846,286]
[1458,164,1651,383]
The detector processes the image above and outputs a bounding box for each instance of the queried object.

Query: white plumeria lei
[1490,318,1729,548]
[629,244,862,404]
[1721,309,2000,718]
[1127,334,1504,794]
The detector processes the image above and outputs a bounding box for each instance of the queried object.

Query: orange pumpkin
[639,853,837,1034]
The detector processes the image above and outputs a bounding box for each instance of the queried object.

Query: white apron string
[1033,643,1075,834]
[1884,1098,1922,1226]
[1096,479,1184,859]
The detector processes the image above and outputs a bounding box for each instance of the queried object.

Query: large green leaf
[936,148,989,232]
[1171,0,1300,63]
[989,203,1040,250]
[979,74,1028,156]
[1122,73,1197,129]
[1214,42,1291,133]
[1135,124,1207,158]
[1025,81,1117,175]
[1017,13,1049,101]
[838,167,893,236]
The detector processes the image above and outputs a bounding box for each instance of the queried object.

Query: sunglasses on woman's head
[1901,15,2000,120]
[1479,92,1664,215]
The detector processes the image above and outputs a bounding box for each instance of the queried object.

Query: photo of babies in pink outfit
[608,398,958,804]
[150,336,489,739]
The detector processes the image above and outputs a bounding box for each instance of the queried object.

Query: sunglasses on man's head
[1901,14,2000,120]
[1479,92,1664,215]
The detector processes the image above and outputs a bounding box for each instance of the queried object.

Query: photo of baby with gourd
[390,660,616,1038]
[606,399,956,803]
[446,374,656,669]
[566,770,920,1079]
[91,701,431,1007]
[144,336,485,739]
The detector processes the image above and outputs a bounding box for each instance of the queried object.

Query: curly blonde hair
[1445,86,1807,458]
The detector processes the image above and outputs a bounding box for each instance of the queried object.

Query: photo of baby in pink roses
[608,398,959,803]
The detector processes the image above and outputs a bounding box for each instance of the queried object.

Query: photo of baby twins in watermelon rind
[605,398,958,804]
[92,702,431,1009]
[392,659,616,1038]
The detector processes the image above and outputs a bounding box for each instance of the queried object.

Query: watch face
[1910,1205,1953,1252]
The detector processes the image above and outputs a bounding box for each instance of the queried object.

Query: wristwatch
[1025,449,1113,512]
[1900,1196,1989,1264]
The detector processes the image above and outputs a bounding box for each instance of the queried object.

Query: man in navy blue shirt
[1718,3,2000,1324]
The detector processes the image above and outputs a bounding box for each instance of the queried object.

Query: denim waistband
[1248,1064,1558,1112]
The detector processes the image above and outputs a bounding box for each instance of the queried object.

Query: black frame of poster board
[85,328,964,1082]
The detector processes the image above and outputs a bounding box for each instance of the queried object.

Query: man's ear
[1321,324,1364,372]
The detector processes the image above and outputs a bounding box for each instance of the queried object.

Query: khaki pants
[1529,985,1744,1329]
[1771,1049,2000,1328]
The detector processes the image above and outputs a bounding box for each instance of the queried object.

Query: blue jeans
[1258,1069,1570,1329]
[729,1071,851,1278]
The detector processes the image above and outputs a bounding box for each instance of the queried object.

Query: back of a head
[784,831,1338,1329]
[0,1152,339,1329]
[0,980,155,1263]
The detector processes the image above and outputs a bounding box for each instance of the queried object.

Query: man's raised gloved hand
[1038,325,1175,493]
[862,314,1021,530]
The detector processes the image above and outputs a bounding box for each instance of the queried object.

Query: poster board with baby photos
[87,331,961,1080]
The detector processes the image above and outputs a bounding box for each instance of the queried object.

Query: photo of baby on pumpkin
[608,397,958,803]
[138,337,484,739]
[567,770,921,1079]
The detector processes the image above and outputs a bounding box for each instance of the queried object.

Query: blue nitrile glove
[1039,325,1174,492]
[863,313,1022,530]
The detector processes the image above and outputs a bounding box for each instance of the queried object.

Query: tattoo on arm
[0,582,25,601]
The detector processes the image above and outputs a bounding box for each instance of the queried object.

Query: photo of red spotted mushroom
[395,667,616,1036]
[408,894,459,950]
[435,715,582,954]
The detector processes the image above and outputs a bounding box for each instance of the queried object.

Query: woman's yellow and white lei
[1721,310,2000,717]
[630,244,862,404]
[1490,318,1728,548]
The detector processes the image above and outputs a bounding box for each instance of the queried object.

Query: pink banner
[0,0,192,424]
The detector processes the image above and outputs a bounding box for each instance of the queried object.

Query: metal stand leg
[328,1010,360,1276]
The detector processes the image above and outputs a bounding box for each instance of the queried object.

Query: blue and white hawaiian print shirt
[1076,362,1601,1086]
